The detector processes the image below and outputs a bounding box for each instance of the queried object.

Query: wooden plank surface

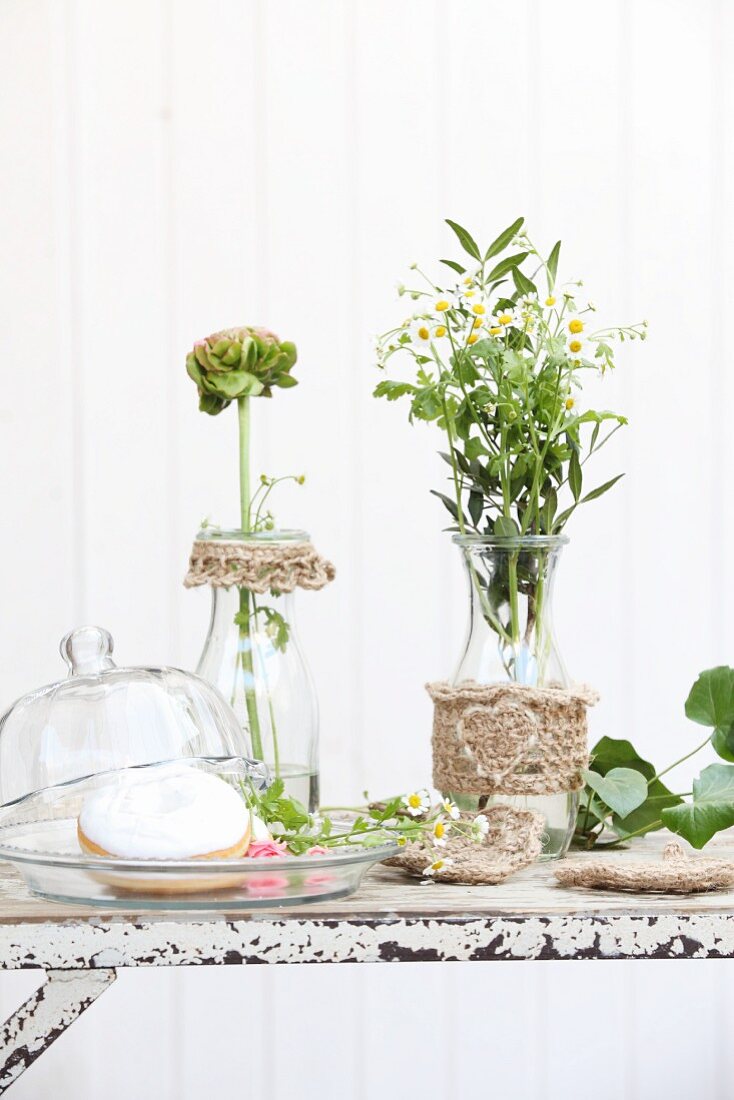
[1,838,734,968]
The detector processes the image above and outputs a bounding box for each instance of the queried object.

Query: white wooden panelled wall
[2,0,734,1096]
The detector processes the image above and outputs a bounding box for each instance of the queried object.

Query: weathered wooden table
[2,839,734,1093]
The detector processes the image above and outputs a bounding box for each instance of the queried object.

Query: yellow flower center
[498,313,513,325]
[472,317,482,329]
[472,303,486,315]
[435,299,450,312]
[434,325,447,338]
[569,318,584,334]
[467,332,479,345]
[433,860,444,871]
[463,277,473,286]
[464,289,475,298]
[417,326,430,341]
[489,326,503,336]
[568,339,583,354]
[545,295,556,306]
[565,397,575,410]
[434,822,445,839]
[408,793,421,808]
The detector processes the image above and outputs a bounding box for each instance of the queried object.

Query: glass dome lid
[0,626,250,805]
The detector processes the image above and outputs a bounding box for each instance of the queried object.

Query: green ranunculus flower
[186,326,298,415]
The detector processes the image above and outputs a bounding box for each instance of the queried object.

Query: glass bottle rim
[453,533,569,549]
[196,527,310,544]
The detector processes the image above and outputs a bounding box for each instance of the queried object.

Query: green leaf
[445,219,481,261]
[580,473,624,503]
[685,667,734,760]
[373,380,415,402]
[547,241,561,289]
[429,490,462,523]
[486,252,529,283]
[274,373,299,388]
[569,449,582,501]
[589,736,655,779]
[468,490,483,527]
[494,515,520,537]
[613,778,682,838]
[662,764,734,848]
[512,266,537,296]
[484,216,524,261]
[440,258,466,275]
[581,767,648,819]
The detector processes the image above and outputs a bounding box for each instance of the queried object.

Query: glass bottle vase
[447,534,578,860]
[194,529,319,810]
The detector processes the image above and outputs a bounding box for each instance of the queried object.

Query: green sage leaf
[484,216,524,261]
[547,241,561,288]
[486,252,529,284]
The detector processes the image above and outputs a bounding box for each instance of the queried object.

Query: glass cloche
[0,626,251,804]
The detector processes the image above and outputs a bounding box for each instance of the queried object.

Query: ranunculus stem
[237,396,264,759]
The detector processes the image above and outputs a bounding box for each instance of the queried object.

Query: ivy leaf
[445,219,481,261]
[547,241,561,289]
[685,666,734,761]
[484,216,524,261]
[581,767,648,819]
[613,778,682,838]
[440,258,466,275]
[486,252,529,283]
[662,764,734,848]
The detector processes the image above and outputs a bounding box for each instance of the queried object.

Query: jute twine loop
[428,680,598,797]
[184,540,336,594]
[555,841,734,894]
[385,805,545,885]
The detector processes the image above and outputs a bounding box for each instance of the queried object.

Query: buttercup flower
[403,790,431,817]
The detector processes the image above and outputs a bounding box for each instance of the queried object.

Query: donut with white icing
[77,764,255,895]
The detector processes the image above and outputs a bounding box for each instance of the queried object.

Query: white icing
[78,764,250,859]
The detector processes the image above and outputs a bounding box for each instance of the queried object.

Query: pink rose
[248,839,287,859]
[246,873,289,896]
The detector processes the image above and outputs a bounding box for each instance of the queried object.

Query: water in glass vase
[447,534,581,861]
[274,764,320,808]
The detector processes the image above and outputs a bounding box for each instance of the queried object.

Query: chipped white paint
[0,969,115,1093]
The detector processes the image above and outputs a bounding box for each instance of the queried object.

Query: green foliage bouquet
[375,217,647,674]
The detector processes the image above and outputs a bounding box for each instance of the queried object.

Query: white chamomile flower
[409,318,433,350]
[471,814,490,840]
[566,335,589,363]
[441,798,460,820]
[403,790,431,817]
[423,857,455,876]
[543,292,558,309]
[566,315,585,337]
[492,307,518,331]
[431,815,450,847]
[562,282,583,304]
[432,293,457,314]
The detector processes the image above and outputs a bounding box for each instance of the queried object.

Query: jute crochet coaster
[184,539,335,594]
[554,842,734,894]
[384,805,545,885]
[428,680,598,797]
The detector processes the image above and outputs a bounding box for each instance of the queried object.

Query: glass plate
[0,759,399,910]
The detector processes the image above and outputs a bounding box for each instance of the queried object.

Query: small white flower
[441,798,460,820]
[409,319,433,350]
[403,790,431,817]
[566,315,585,337]
[492,308,518,330]
[431,815,450,847]
[422,857,455,876]
[472,814,490,840]
[432,293,458,314]
[566,335,590,363]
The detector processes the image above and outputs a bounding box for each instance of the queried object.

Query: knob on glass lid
[0,626,251,805]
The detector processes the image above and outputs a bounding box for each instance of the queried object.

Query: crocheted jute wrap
[555,842,734,895]
[184,540,335,594]
[385,805,545,886]
[428,680,599,797]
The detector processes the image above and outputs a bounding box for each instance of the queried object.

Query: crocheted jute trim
[384,805,545,886]
[183,540,336,594]
[428,680,598,797]
[555,842,734,894]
